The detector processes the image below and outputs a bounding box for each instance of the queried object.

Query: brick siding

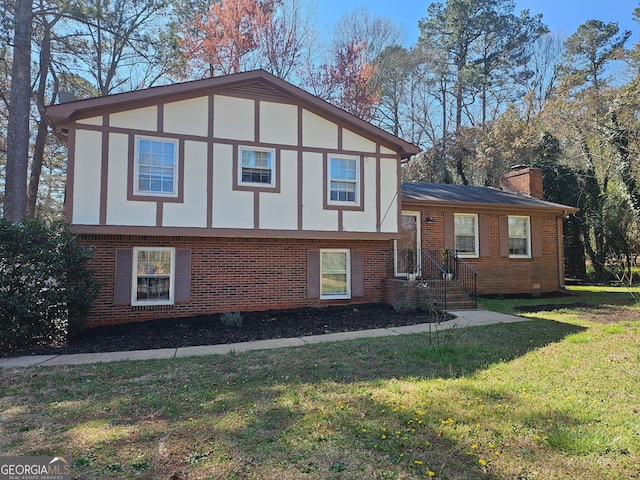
[81,235,394,326]
[414,209,563,295]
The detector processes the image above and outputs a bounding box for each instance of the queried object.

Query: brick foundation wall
[81,235,395,327]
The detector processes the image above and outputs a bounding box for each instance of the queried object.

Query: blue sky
[316,0,639,45]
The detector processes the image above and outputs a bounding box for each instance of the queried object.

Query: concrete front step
[419,280,476,310]
[433,301,477,311]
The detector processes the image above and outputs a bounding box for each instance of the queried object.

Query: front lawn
[1,286,639,479]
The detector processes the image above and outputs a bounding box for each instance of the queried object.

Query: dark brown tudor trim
[65,127,76,224]
[99,115,109,224]
[73,122,400,159]
[69,224,402,240]
[231,145,282,194]
[126,134,185,204]
[322,152,366,213]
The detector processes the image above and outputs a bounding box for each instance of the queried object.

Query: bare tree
[60,0,172,95]
[259,0,316,81]
[332,6,403,63]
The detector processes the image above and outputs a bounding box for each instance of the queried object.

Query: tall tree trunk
[4,0,32,221]
[28,18,56,219]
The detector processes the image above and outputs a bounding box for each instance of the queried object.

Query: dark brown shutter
[114,248,133,305]
[479,214,491,257]
[351,250,364,297]
[531,217,542,258]
[443,213,455,249]
[174,248,191,303]
[499,215,510,257]
[307,250,320,298]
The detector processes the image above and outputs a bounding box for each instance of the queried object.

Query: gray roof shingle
[401,182,576,211]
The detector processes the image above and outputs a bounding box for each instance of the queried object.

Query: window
[454,214,478,257]
[320,249,351,299]
[135,137,178,196]
[509,216,531,257]
[329,156,359,204]
[240,147,275,185]
[132,247,175,305]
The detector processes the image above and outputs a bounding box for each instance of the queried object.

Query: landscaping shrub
[0,219,100,351]
[220,312,243,328]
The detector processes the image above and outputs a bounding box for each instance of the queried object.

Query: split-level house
[46,70,577,326]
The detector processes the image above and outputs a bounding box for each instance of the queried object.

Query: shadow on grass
[282,318,586,384]
[1,318,588,479]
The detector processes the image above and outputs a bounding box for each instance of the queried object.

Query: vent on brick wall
[132,304,175,311]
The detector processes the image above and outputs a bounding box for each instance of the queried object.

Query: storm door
[394,212,421,277]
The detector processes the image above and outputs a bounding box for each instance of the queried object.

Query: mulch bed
[5,304,452,358]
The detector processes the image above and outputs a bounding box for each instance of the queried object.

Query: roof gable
[46,70,420,158]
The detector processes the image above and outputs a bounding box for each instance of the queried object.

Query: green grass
[1,286,639,479]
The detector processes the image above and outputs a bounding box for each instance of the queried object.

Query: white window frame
[508,216,531,258]
[454,213,479,258]
[328,155,359,206]
[132,247,175,306]
[239,146,276,187]
[320,249,351,299]
[134,136,179,197]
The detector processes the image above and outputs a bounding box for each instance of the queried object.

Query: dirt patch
[513,303,640,324]
[5,304,452,358]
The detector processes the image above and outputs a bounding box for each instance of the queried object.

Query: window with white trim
[132,247,175,305]
[509,216,531,257]
[240,147,275,186]
[135,137,178,196]
[455,214,478,257]
[329,156,359,204]
[320,249,351,299]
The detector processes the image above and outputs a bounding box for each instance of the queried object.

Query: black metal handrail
[420,249,450,309]
[394,248,478,309]
[452,254,478,308]
[428,249,478,308]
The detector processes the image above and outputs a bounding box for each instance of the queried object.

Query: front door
[395,212,421,277]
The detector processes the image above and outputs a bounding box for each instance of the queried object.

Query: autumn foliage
[182,0,276,77]
[324,41,380,120]
[180,0,379,120]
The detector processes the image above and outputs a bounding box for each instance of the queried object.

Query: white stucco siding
[213,95,254,141]
[342,157,377,232]
[77,116,103,126]
[380,146,395,155]
[72,130,102,225]
[163,141,208,227]
[343,129,376,153]
[302,152,338,231]
[110,106,157,130]
[106,133,157,226]
[260,101,297,145]
[212,143,254,228]
[379,157,399,233]
[164,97,208,137]
[302,110,338,150]
[259,150,298,230]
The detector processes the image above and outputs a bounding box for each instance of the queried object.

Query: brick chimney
[500,166,543,199]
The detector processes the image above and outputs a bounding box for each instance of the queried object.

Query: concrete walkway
[0,310,528,368]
